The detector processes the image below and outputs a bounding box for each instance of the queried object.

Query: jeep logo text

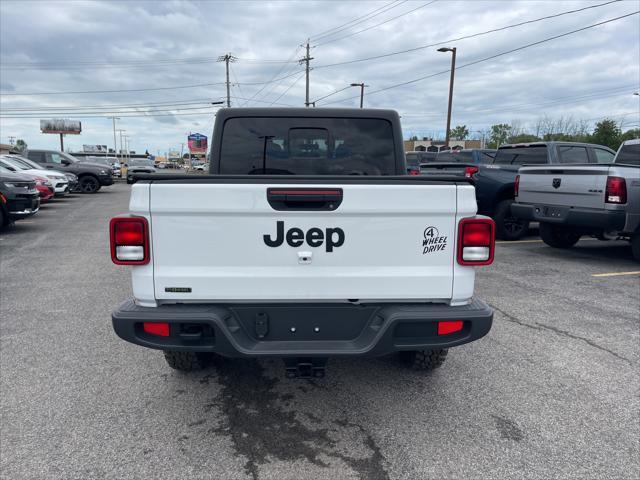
[263,221,345,252]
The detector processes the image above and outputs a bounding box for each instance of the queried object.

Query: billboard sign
[40,119,82,135]
[188,133,208,153]
[83,144,108,153]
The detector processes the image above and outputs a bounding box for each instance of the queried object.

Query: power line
[1,55,299,70]
[230,96,296,107]
[0,69,305,96]
[269,71,306,106]
[315,1,438,47]
[313,85,354,103]
[238,45,303,106]
[310,1,407,42]
[0,98,226,112]
[319,11,640,106]
[0,105,222,118]
[313,0,622,69]
[0,109,222,119]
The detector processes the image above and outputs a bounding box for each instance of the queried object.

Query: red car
[30,174,55,203]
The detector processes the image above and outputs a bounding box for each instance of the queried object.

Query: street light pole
[350,83,369,108]
[110,117,120,159]
[438,47,457,147]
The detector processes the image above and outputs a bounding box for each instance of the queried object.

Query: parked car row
[407,139,639,260]
[0,150,115,228]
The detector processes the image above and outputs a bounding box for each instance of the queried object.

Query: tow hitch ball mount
[284,358,328,379]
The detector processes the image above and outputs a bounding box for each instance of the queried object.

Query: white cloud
[1,0,638,152]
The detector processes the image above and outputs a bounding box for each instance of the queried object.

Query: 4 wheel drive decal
[264,221,345,252]
[422,226,448,254]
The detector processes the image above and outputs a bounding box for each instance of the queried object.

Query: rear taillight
[514,174,520,197]
[437,320,463,335]
[457,217,495,266]
[110,216,149,265]
[143,322,170,337]
[409,169,420,176]
[605,176,627,204]
[464,166,479,178]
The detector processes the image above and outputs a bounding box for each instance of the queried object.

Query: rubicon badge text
[422,226,447,254]
[264,221,345,252]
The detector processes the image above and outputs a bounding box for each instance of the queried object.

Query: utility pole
[110,117,120,160]
[59,134,65,152]
[350,83,369,108]
[299,40,314,107]
[217,54,237,107]
[437,46,457,146]
[116,129,126,163]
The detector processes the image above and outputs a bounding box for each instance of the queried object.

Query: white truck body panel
[129,182,477,305]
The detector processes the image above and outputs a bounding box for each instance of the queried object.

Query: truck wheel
[539,223,581,249]
[79,175,100,193]
[631,233,640,262]
[163,351,213,371]
[494,199,529,241]
[399,349,448,371]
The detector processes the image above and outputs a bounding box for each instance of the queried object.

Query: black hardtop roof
[215,107,400,122]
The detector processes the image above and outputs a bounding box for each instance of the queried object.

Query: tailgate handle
[267,188,343,211]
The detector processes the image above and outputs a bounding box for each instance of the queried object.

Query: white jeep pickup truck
[110,108,494,378]
[512,138,640,260]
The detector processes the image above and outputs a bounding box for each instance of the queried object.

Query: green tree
[590,119,621,150]
[14,139,27,152]
[409,135,419,141]
[620,128,640,143]
[508,133,540,144]
[488,124,512,148]
[450,125,469,140]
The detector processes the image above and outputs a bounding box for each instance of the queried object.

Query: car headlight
[3,182,19,187]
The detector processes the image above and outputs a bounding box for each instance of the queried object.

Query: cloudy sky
[1,0,639,155]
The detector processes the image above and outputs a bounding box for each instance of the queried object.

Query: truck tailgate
[148,181,462,302]
[518,165,612,209]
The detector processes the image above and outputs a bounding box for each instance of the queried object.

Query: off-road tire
[399,349,448,371]
[78,175,100,193]
[163,351,213,371]
[631,232,640,262]
[539,222,581,249]
[494,199,529,241]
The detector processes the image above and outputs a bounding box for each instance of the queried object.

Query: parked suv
[0,171,40,227]
[26,149,114,193]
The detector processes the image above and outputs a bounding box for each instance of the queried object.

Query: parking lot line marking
[591,271,640,278]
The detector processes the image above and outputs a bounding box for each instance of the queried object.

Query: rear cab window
[615,143,640,166]
[493,146,548,165]
[557,145,590,164]
[219,117,396,175]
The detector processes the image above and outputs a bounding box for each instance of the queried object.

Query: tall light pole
[109,117,120,158]
[437,46,457,146]
[350,83,369,108]
[116,129,126,163]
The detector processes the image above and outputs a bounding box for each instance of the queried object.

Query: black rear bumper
[112,299,493,357]
[511,203,626,231]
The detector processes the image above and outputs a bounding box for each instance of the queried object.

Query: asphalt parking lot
[1,183,638,480]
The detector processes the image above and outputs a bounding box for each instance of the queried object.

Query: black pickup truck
[474,141,616,240]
